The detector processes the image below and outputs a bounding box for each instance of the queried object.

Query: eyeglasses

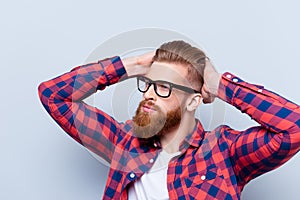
[137,76,201,98]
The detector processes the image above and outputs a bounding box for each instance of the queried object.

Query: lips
[142,104,156,113]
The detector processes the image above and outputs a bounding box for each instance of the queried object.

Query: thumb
[201,84,215,104]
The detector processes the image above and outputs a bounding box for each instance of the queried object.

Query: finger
[203,96,215,104]
[201,85,215,104]
[138,51,156,66]
[202,92,214,104]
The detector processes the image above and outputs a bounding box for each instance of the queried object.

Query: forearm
[218,72,300,135]
[217,72,300,185]
[38,57,126,109]
[38,56,127,161]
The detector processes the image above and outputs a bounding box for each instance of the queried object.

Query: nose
[143,84,157,101]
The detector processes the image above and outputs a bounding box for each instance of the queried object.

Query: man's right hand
[122,51,155,77]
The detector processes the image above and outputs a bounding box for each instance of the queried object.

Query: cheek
[159,95,186,113]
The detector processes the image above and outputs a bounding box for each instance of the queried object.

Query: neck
[160,114,196,154]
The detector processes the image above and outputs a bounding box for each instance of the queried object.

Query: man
[38,40,300,199]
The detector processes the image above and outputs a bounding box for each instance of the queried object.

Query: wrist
[122,56,138,77]
[208,73,222,97]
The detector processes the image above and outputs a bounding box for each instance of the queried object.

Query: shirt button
[226,74,232,79]
[129,173,135,179]
[201,175,206,180]
[149,158,154,163]
[233,78,239,83]
[258,89,263,93]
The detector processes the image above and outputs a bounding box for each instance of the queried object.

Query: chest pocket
[184,167,219,187]
[182,167,231,199]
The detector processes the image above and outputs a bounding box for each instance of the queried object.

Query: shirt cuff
[101,56,127,85]
[217,72,258,105]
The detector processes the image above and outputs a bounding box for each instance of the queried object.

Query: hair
[153,40,206,91]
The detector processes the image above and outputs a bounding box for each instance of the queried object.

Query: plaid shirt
[38,56,300,200]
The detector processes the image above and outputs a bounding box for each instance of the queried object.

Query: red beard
[132,100,181,138]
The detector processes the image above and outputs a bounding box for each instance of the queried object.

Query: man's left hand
[201,58,222,104]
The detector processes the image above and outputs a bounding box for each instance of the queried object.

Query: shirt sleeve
[218,72,300,185]
[38,56,127,163]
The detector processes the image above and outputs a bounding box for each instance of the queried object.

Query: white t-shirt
[128,150,181,200]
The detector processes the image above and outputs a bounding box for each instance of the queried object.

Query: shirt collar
[179,119,205,150]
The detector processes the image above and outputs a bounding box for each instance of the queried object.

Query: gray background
[1,0,300,199]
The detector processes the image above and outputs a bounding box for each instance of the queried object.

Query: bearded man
[38,40,300,200]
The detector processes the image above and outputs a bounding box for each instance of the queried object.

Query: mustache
[138,100,161,112]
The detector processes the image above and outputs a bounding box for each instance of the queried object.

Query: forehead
[145,62,188,84]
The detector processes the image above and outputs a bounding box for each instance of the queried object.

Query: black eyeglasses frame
[137,76,201,98]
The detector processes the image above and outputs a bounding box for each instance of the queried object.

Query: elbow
[37,81,53,113]
[282,127,300,155]
[290,128,300,149]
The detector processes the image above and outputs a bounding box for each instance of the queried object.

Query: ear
[186,94,202,112]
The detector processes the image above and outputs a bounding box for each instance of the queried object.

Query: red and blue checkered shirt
[38,56,300,200]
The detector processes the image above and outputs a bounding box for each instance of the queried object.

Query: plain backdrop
[1,0,300,199]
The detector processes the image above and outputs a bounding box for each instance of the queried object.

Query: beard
[132,100,182,139]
